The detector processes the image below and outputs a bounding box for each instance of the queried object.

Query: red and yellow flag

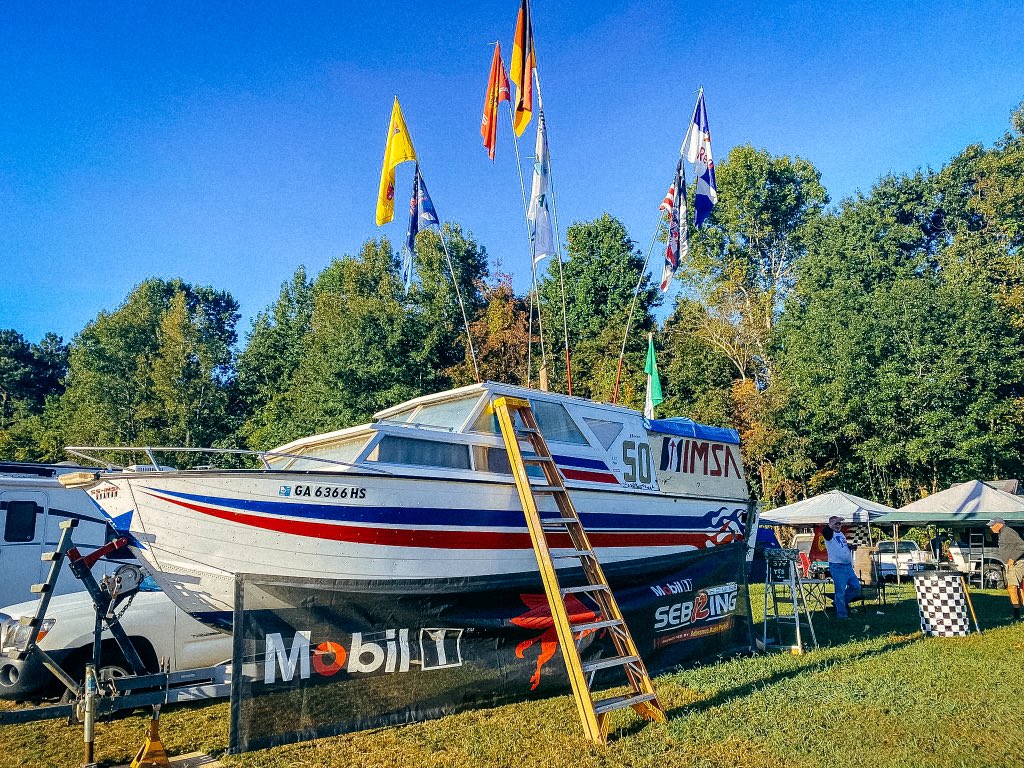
[480,43,511,160]
[376,97,417,226]
[509,0,535,136]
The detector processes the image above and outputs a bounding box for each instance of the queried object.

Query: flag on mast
[376,97,418,226]
[682,89,717,227]
[481,43,511,160]
[402,164,439,291]
[660,155,689,291]
[644,333,663,420]
[509,0,536,136]
[528,110,555,263]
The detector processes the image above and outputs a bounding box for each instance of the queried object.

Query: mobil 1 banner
[229,543,752,752]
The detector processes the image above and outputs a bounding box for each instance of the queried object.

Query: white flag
[528,111,555,263]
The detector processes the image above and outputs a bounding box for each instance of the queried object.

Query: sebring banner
[229,543,753,752]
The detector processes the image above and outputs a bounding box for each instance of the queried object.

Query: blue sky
[1,0,1022,344]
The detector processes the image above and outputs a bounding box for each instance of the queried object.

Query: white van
[0,462,121,607]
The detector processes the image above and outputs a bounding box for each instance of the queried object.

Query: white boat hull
[88,469,747,625]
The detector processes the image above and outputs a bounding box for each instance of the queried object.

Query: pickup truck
[875,540,933,578]
[947,539,1007,589]
[0,577,231,701]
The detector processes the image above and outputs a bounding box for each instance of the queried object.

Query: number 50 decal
[621,441,653,484]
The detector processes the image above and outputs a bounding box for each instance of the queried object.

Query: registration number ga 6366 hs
[278,484,366,499]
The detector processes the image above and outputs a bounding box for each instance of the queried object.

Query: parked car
[875,540,932,578]
[0,576,231,701]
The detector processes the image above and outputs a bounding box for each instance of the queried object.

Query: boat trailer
[0,519,230,765]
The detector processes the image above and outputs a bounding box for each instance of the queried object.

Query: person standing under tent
[822,515,861,619]
[988,517,1024,621]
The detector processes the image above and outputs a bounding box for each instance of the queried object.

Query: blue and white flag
[402,164,439,291]
[528,110,555,264]
[682,89,717,227]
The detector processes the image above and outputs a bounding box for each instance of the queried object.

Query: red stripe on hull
[560,468,619,484]
[144,491,736,551]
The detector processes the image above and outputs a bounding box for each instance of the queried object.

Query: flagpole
[436,222,481,383]
[530,52,573,396]
[612,87,702,404]
[400,112,481,383]
[506,97,553,389]
[612,225,661,404]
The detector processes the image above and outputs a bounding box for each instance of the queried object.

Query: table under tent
[758,490,896,604]
[873,480,1024,589]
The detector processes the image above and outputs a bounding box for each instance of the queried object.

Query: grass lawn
[2,585,1022,768]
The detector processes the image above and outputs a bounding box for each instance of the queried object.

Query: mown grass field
[2,585,1022,768]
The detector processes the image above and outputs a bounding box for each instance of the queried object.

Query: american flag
[659,183,675,214]
[660,156,689,292]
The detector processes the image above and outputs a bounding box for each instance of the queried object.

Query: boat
[62,381,751,629]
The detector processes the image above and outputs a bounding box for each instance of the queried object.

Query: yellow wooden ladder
[492,396,666,744]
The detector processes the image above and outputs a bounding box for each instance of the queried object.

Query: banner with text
[229,543,752,752]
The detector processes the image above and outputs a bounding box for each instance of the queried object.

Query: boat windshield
[379,395,480,432]
[472,399,590,446]
[269,435,369,471]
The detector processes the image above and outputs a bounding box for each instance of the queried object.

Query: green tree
[55,279,238,461]
[682,145,828,386]
[447,272,529,387]
[407,224,487,391]
[235,267,314,449]
[538,214,658,401]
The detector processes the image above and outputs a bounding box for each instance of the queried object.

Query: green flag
[644,333,663,419]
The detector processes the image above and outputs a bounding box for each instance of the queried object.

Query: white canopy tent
[874,480,1024,524]
[760,490,895,526]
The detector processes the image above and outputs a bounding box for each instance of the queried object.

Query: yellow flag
[376,97,417,226]
[509,0,535,136]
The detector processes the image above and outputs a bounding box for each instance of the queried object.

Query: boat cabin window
[472,446,544,478]
[271,436,369,470]
[367,435,471,470]
[583,418,624,450]
[3,500,39,542]
[472,399,589,445]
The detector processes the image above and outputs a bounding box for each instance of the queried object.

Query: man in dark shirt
[988,517,1024,621]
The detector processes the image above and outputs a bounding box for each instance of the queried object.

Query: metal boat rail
[64,445,391,474]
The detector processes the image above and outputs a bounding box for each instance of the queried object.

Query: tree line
[2,104,1022,508]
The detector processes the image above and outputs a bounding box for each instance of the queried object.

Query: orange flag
[509,0,535,136]
[481,43,511,160]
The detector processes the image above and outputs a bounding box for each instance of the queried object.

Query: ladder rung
[582,654,640,674]
[560,584,609,596]
[592,691,659,716]
[523,456,554,465]
[516,427,541,436]
[18,616,39,628]
[541,518,579,530]
[572,618,623,633]
[41,551,60,562]
[552,549,593,560]
[29,583,51,594]
[530,485,564,494]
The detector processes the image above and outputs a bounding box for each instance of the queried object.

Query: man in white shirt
[821,515,861,619]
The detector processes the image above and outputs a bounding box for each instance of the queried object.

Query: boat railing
[64,445,391,474]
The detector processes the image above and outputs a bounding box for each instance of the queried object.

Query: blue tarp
[645,417,740,445]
